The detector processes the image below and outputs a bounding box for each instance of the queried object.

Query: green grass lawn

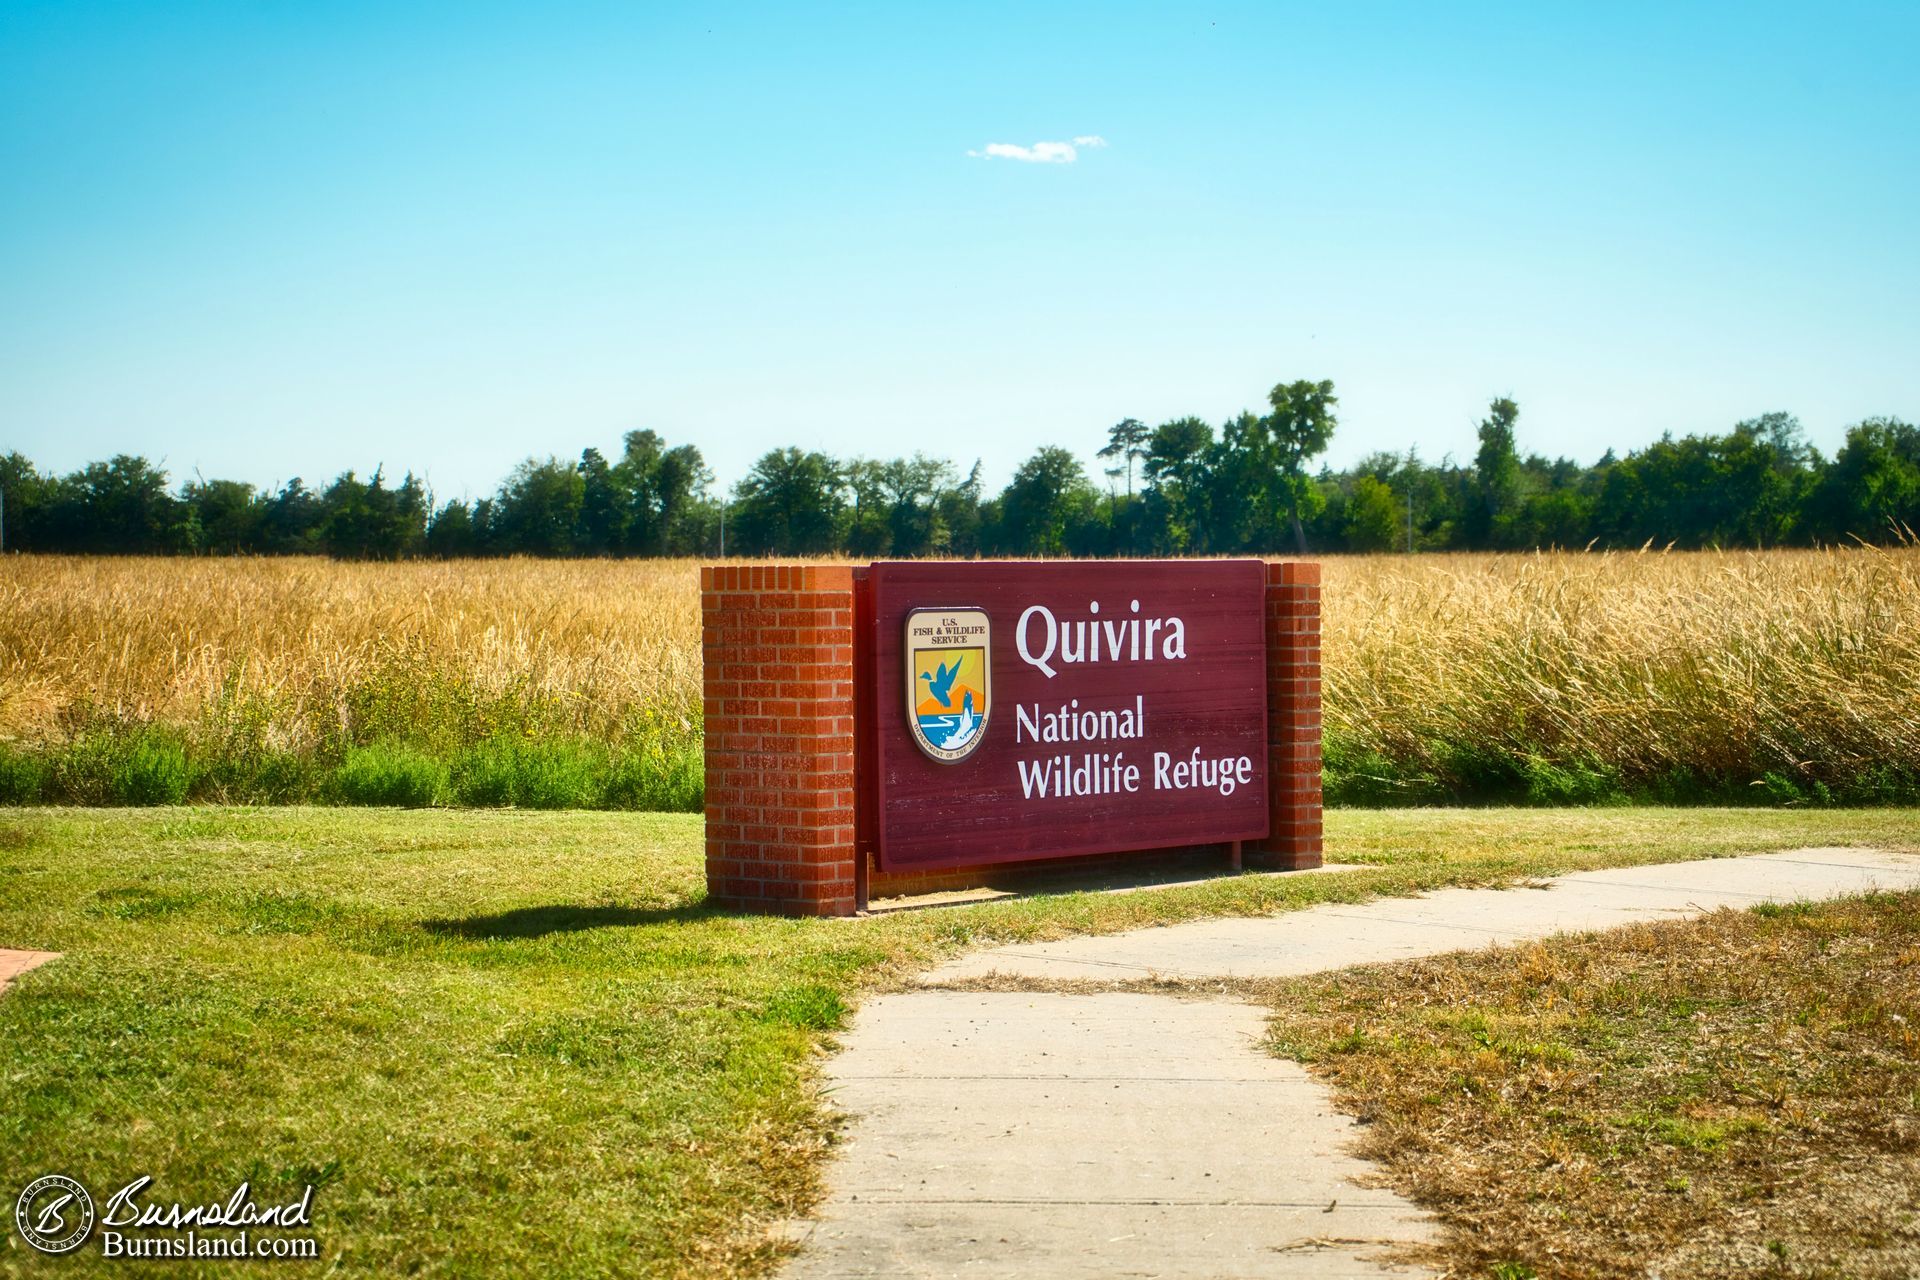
[3,807,1917,1277]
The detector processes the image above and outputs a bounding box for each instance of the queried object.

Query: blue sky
[2,1,1916,501]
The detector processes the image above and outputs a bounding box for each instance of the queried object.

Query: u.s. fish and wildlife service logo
[905,608,991,763]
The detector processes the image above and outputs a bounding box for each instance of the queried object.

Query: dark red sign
[866,560,1268,872]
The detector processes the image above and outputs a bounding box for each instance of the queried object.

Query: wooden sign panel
[868,560,1269,872]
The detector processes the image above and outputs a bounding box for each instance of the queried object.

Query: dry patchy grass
[1262,892,1920,1279]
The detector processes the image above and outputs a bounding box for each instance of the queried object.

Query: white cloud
[967,137,1103,164]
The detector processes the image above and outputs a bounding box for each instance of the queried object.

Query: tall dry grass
[0,556,702,750]
[1323,548,1920,802]
[2,549,1915,804]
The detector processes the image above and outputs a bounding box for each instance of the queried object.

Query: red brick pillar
[1250,560,1323,869]
[701,565,858,915]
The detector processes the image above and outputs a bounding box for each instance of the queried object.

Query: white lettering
[1162,616,1187,660]
[1011,697,1147,745]
[1061,618,1086,663]
[1150,750,1254,797]
[1014,752,1142,800]
[1016,605,1058,678]
[1013,602,1191,678]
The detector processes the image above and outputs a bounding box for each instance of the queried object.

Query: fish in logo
[905,608,991,763]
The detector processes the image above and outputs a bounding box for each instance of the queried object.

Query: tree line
[2,382,1916,559]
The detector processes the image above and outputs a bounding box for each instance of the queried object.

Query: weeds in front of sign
[331,741,449,807]
[0,727,703,811]
[1259,890,1920,1279]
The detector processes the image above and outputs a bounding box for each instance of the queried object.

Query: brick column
[1249,560,1323,869]
[701,565,858,915]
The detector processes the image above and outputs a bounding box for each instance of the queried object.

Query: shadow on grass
[421,901,713,939]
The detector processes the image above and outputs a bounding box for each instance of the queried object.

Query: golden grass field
[0,556,705,749]
[1,549,1916,801]
[1324,547,1920,799]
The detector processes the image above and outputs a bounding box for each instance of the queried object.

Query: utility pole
[718,502,726,558]
[1404,449,1416,554]
[1,485,6,554]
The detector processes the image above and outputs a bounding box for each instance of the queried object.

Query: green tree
[731,448,844,555]
[649,441,710,554]
[48,455,179,553]
[1812,417,1920,543]
[1197,386,1336,554]
[319,469,430,559]
[1593,435,1711,547]
[1512,488,1593,548]
[0,452,51,551]
[1590,417,1820,549]
[183,477,264,553]
[1205,411,1279,551]
[613,430,710,555]
[491,458,585,555]
[1263,380,1339,553]
[1468,397,1521,547]
[995,446,1099,555]
[576,447,625,554]
[1342,474,1402,552]
[425,499,481,557]
[1096,418,1151,498]
[879,454,955,557]
[258,479,324,553]
[1721,413,1815,546]
[1141,416,1215,552]
[934,461,984,556]
[844,459,892,556]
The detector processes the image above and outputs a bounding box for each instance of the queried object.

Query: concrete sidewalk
[931,848,1920,984]
[785,993,1432,1279]
[0,948,58,997]
[784,847,1919,1279]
